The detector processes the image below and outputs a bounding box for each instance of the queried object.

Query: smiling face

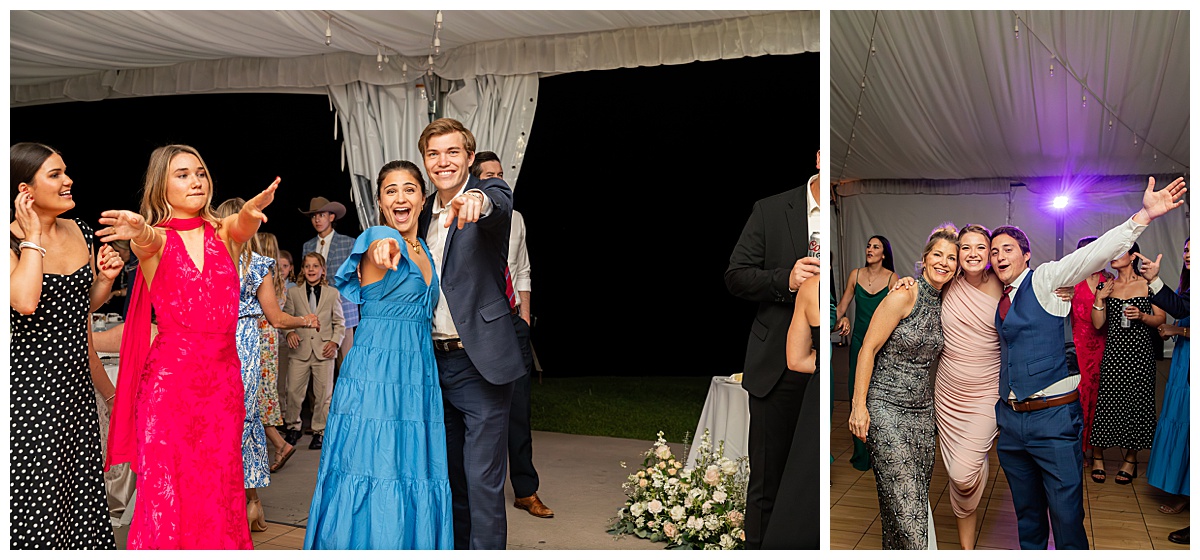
[378,169,425,236]
[958,232,991,276]
[990,233,1030,285]
[21,153,74,214]
[922,238,958,288]
[423,131,475,200]
[163,153,210,218]
[302,255,325,285]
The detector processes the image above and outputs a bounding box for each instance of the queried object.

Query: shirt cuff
[1149,276,1165,293]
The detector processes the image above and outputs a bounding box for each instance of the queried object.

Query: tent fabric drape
[327,81,430,230]
[328,74,539,230]
[444,74,539,191]
[831,11,1189,182]
[11,11,817,106]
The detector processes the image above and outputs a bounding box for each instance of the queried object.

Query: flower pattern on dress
[236,252,274,489]
[129,222,251,549]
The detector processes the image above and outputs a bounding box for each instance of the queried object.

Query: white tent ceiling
[831,10,1190,184]
[11,10,816,105]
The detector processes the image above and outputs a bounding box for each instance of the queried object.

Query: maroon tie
[504,266,517,310]
[999,285,1013,321]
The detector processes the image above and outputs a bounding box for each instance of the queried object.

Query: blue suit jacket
[419,175,525,385]
[995,276,1069,401]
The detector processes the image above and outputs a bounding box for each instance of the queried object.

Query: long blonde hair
[256,232,286,301]
[214,197,259,278]
[139,144,221,228]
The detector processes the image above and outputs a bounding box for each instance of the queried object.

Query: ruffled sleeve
[246,252,274,290]
[334,226,406,304]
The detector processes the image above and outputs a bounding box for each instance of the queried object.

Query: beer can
[808,231,821,260]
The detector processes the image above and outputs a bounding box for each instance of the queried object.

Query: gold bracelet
[131,225,157,248]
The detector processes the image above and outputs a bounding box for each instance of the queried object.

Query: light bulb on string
[1108,120,1113,131]
[325,17,332,46]
[1081,95,1087,109]
[1014,21,1019,40]
[436,10,443,30]
[870,45,876,56]
[434,37,441,56]
[377,47,384,71]
[1134,135,1138,146]
[1049,63,1054,77]
[402,62,408,80]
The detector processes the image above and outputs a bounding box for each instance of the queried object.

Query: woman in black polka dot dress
[1089,243,1165,485]
[9,143,124,549]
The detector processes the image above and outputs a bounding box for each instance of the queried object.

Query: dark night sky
[10,52,818,377]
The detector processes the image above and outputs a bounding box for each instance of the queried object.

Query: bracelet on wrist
[1092,304,1105,311]
[18,241,47,257]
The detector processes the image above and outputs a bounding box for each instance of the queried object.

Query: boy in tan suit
[282,252,345,450]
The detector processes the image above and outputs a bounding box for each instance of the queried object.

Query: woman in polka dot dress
[1089,242,1165,484]
[9,142,124,549]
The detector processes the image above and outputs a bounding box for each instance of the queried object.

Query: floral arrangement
[608,430,749,550]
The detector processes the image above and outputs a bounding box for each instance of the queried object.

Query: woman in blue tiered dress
[1146,239,1189,533]
[305,160,452,549]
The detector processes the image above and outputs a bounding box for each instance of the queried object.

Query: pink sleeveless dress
[107,219,251,549]
[933,278,1000,518]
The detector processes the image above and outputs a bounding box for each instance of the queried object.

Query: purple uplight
[1052,195,1069,210]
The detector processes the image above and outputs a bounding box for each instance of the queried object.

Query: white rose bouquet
[608,430,749,550]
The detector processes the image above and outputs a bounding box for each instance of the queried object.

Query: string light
[434,37,441,56]
[377,46,383,71]
[1108,120,1113,130]
[436,10,443,30]
[1081,95,1087,109]
[325,17,332,46]
[1049,63,1054,77]
[402,61,408,80]
[1014,20,1019,40]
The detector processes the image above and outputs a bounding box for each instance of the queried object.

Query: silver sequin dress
[866,277,944,550]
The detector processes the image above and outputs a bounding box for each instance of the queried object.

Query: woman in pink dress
[99,144,280,549]
[932,224,1003,550]
[1067,236,1111,481]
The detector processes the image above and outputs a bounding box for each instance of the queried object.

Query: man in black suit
[725,151,819,549]
[417,118,526,550]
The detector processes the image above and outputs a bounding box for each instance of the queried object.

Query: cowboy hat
[300,196,347,220]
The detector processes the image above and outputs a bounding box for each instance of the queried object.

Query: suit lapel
[440,175,479,266]
[784,185,806,257]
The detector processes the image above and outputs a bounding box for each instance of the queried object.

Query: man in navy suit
[417,118,525,550]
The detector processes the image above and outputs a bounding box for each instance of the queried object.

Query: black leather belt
[1007,390,1078,412]
[433,338,465,352]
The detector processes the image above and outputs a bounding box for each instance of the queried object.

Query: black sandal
[1115,459,1139,485]
[1090,453,1106,484]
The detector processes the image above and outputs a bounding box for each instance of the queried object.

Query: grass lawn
[530,376,713,444]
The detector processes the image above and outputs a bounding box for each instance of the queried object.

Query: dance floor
[115,431,669,550]
[829,345,1190,550]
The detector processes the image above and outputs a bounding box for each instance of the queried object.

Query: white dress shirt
[1005,217,1147,398]
[805,173,820,241]
[316,229,334,261]
[427,184,493,340]
[507,210,531,306]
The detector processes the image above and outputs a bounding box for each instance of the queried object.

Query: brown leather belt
[1007,390,1078,412]
[433,338,465,352]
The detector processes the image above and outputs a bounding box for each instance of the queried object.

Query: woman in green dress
[834,235,897,471]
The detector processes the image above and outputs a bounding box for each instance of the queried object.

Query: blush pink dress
[1070,278,1106,458]
[107,218,251,549]
[933,278,1000,518]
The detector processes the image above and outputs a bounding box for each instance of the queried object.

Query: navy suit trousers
[995,399,1088,549]
[437,348,515,550]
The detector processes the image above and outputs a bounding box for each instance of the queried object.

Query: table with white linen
[685,375,750,469]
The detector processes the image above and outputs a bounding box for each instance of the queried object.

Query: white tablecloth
[685,375,750,469]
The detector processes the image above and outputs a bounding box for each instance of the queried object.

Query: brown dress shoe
[514,493,554,518]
